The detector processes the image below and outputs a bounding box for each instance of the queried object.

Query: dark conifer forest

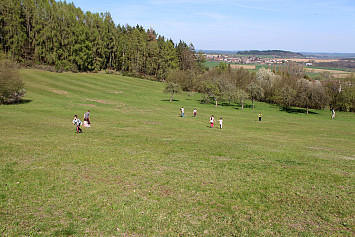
[0,0,201,79]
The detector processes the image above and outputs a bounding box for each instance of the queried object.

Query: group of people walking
[72,105,336,134]
[180,106,224,129]
[72,110,91,133]
[180,107,197,118]
[209,115,223,129]
[180,106,265,130]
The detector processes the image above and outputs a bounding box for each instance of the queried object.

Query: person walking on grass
[73,115,82,133]
[193,108,197,117]
[331,108,335,119]
[210,115,215,128]
[83,110,91,124]
[258,112,262,121]
[181,106,185,117]
[218,117,223,129]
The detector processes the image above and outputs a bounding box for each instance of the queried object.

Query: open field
[305,68,352,78]
[1,69,354,236]
[284,59,340,63]
[230,64,256,70]
[205,62,353,78]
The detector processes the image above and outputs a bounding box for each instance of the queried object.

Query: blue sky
[70,0,355,53]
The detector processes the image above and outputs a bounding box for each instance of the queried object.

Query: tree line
[0,0,202,79]
[237,50,303,58]
[166,62,355,112]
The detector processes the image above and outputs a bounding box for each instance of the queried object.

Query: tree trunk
[252,99,254,109]
[215,99,218,107]
[241,100,244,110]
[307,107,309,114]
[170,92,174,102]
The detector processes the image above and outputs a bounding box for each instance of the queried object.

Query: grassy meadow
[1,69,354,236]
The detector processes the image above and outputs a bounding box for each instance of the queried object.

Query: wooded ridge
[0,0,202,79]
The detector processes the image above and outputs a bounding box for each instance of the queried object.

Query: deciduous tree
[0,59,25,104]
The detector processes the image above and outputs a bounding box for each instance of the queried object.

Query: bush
[0,60,26,104]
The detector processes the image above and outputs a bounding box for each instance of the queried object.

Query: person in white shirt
[181,107,185,117]
[331,108,335,119]
[193,108,197,117]
[218,118,223,129]
[72,115,82,133]
[209,115,215,128]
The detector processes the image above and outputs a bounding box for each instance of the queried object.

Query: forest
[237,50,304,58]
[0,0,203,79]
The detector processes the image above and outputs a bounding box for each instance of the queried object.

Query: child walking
[209,115,215,128]
[83,110,91,124]
[181,107,185,117]
[73,115,83,133]
[218,117,223,129]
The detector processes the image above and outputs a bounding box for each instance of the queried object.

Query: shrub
[0,60,26,104]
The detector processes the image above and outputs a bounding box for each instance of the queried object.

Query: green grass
[1,69,354,236]
[307,66,354,73]
[204,61,222,68]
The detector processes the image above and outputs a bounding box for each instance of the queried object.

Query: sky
[70,0,355,53]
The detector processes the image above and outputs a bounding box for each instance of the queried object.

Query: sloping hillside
[0,69,354,235]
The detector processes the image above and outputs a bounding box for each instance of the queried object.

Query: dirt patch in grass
[77,103,96,108]
[109,91,123,94]
[115,103,128,108]
[144,121,161,125]
[338,155,355,161]
[308,146,334,151]
[84,99,115,105]
[51,90,68,95]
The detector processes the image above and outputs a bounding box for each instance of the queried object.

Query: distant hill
[236,50,304,58]
[201,50,304,58]
[301,52,355,59]
[201,50,355,59]
[201,50,239,55]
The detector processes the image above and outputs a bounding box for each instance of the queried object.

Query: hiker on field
[218,117,223,129]
[83,110,91,124]
[181,107,185,117]
[331,108,335,119]
[73,115,82,133]
[258,112,262,121]
[193,108,197,117]
[209,115,215,128]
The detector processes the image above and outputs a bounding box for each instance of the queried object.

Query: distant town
[201,50,355,73]
[205,54,295,65]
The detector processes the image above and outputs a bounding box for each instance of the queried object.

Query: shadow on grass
[19,99,33,104]
[161,99,180,102]
[1,99,33,105]
[234,104,253,110]
[280,107,318,114]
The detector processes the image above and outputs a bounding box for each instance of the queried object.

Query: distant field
[204,62,257,70]
[0,69,354,236]
[204,61,221,68]
[205,61,353,79]
[305,68,352,78]
[285,58,339,63]
[230,64,256,70]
